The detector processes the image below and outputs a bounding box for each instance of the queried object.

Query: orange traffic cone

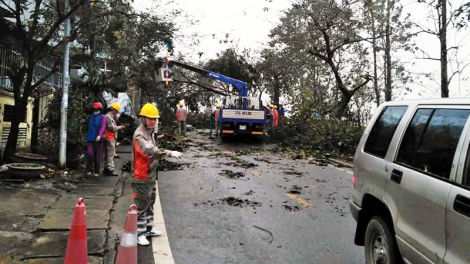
[63,197,90,264]
[115,204,138,264]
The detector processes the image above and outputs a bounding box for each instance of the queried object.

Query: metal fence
[0,45,62,92]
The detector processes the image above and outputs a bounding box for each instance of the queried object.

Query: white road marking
[152,181,175,264]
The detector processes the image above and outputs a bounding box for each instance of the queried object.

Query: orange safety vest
[133,139,150,180]
[105,113,117,140]
[176,108,187,121]
[132,123,163,181]
[273,109,279,128]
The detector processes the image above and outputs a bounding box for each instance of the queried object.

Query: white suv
[351,99,470,264]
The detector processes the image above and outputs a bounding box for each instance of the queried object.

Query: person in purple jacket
[85,102,106,177]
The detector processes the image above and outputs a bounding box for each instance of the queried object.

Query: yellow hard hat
[111,103,121,112]
[269,104,274,108]
[139,103,160,118]
[179,102,184,107]
[216,103,221,109]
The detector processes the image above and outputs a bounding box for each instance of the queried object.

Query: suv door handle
[391,169,403,184]
[454,195,470,218]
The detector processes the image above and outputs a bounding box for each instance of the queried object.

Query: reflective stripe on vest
[133,140,150,180]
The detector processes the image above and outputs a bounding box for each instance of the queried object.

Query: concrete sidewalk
[0,144,138,264]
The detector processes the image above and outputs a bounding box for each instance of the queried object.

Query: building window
[3,104,26,122]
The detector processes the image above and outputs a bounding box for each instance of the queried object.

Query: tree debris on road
[283,205,301,212]
[219,170,246,180]
[220,196,262,208]
[287,185,302,194]
[254,225,274,243]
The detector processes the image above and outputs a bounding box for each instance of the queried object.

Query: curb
[327,158,353,169]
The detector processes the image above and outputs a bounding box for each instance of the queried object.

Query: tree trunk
[384,0,393,102]
[2,62,33,163]
[335,91,352,119]
[370,8,380,106]
[273,76,280,106]
[126,68,141,116]
[3,95,29,163]
[439,0,449,97]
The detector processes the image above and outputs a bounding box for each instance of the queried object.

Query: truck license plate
[240,125,246,130]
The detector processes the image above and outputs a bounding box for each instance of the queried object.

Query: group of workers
[85,102,125,177]
[86,102,182,246]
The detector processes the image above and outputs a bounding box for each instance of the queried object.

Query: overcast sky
[133,0,292,60]
[133,0,470,101]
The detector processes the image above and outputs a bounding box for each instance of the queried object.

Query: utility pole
[58,0,71,169]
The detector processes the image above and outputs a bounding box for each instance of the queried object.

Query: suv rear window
[364,106,408,158]
[396,108,470,179]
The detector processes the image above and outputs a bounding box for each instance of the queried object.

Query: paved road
[158,131,365,264]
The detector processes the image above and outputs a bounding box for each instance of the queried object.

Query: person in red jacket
[133,103,182,246]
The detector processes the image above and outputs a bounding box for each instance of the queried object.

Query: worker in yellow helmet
[176,101,187,136]
[272,104,279,128]
[103,103,126,176]
[132,103,182,246]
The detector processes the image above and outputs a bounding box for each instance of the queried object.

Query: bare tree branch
[352,77,372,94]
[331,36,377,54]
[12,0,30,53]
[31,61,61,92]
[0,0,15,13]
[56,0,63,18]
[448,62,470,84]
[29,0,44,42]
[37,1,84,54]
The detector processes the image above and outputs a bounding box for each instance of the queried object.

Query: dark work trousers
[132,180,157,235]
[86,141,104,174]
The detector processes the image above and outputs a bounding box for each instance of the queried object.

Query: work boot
[145,228,162,237]
[103,169,118,176]
[137,235,150,246]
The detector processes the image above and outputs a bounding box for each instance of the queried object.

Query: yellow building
[0,45,61,158]
[0,90,34,151]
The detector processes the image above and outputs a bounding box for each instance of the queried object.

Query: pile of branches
[271,117,363,160]
[187,112,211,129]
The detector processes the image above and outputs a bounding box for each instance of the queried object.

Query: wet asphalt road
[158,131,365,264]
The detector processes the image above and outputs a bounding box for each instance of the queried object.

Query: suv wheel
[365,216,401,264]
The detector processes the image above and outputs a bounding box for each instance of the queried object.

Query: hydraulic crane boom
[167,61,248,96]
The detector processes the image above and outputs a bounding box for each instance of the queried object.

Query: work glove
[169,151,182,159]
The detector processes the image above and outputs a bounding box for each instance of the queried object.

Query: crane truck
[155,60,266,138]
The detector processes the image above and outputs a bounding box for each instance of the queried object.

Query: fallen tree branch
[254,225,273,243]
